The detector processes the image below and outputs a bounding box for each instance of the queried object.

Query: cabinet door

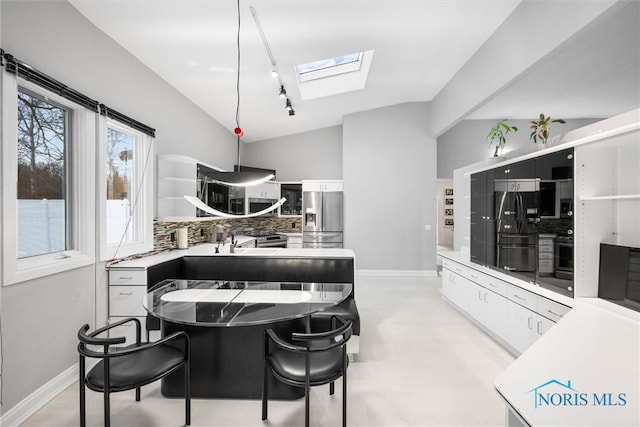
[506,300,536,354]
[536,148,573,180]
[533,315,555,343]
[471,172,488,219]
[470,218,487,266]
[483,290,508,341]
[264,182,280,199]
[466,281,486,323]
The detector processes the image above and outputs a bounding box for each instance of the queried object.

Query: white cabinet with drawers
[108,267,159,344]
[441,255,571,355]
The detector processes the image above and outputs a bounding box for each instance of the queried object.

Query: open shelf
[580,194,640,201]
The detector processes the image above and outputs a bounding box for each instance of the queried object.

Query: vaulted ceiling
[70,0,639,142]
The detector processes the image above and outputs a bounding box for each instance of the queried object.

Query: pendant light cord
[235,0,242,171]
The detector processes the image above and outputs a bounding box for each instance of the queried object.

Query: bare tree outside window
[106,127,134,244]
[17,89,68,258]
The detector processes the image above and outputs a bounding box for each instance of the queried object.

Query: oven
[496,233,537,272]
[244,231,288,248]
[554,236,574,279]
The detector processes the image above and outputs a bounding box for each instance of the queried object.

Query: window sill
[3,254,95,286]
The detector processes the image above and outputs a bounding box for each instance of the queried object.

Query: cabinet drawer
[539,245,554,253]
[508,286,538,311]
[442,259,454,271]
[480,275,509,297]
[539,252,553,260]
[465,269,484,285]
[537,297,570,322]
[109,286,147,316]
[109,269,147,285]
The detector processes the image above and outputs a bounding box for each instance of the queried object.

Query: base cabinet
[442,257,570,355]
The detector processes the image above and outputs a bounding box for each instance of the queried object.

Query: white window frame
[1,76,96,285]
[98,117,154,261]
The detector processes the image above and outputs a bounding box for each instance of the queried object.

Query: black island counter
[108,246,360,400]
[144,279,352,399]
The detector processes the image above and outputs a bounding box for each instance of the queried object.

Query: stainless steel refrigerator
[302,189,343,248]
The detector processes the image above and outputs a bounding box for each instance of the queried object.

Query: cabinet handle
[118,292,133,296]
[118,276,133,280]
[487,282,499,289]
[470,274,478,280]
[547,309,561,317]
[483,293,488,303]
[513,294,525,300]
[527,316,533,330]
[478,290,483,300]
[537,321,543,335]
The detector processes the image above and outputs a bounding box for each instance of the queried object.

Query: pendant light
[208,0,274,187]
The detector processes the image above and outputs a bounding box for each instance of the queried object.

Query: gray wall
[436,118,602,179]
[343,102,437,272]
[243,126,342,181]
[0,0,234,413]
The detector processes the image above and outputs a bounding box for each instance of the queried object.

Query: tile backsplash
[154,216,302,251]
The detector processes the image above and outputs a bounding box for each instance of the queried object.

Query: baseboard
[357,269,438,277]
[1,364,77,427]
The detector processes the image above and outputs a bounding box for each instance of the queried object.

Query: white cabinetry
[246,182,279,199]
[575,127,640,297]
[108,267,159,343]
[157,154,198,219]
[442,257,570,355]
[302,180,343,192]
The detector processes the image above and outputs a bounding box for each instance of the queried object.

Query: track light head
[285,99,292,111]
[278,85,287,98]
[289,109,296,116]
[271,69,278,78]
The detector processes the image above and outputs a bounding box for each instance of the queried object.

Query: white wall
[436,118,601,179]
[0,0,234,413]
[429,0,619,136]
[343,102,437,272]
[243,126,342,181]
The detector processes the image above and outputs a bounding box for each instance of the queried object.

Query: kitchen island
[107,244,360,397]
[143,279,352,398]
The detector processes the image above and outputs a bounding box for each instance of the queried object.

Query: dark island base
[161,318,307,400]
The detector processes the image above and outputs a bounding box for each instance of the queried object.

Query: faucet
[229,227,254,246]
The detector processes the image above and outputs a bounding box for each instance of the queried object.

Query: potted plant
[486,119,518,157]
[529,113,566,145]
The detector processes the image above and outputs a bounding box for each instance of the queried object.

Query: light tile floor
[22,275,515,427]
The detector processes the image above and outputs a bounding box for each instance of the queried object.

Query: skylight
[296,53,363,82]
[295,50,374,101]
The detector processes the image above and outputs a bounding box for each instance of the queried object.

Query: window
[2,77,96,285]
[98,118,154,261]
[296,53,363,83]
[16,88,69,258]
[295,50,374,100]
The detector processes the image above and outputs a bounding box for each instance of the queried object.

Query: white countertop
[495,298,640,426]
[437,250,574,307]
[109,240,355,269]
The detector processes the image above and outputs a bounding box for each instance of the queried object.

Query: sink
[232,248,282,256]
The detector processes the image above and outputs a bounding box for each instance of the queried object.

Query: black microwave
[248,198,278,216]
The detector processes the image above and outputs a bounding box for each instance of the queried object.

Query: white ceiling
[69,0,639,142]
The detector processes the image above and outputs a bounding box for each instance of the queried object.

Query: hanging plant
[529,113,566,144]
[486,119,518,157]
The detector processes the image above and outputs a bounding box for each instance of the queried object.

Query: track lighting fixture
[289,109,296,116]
[278,85,287,98]
[285,99,292,111]
[271,69,278,78]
